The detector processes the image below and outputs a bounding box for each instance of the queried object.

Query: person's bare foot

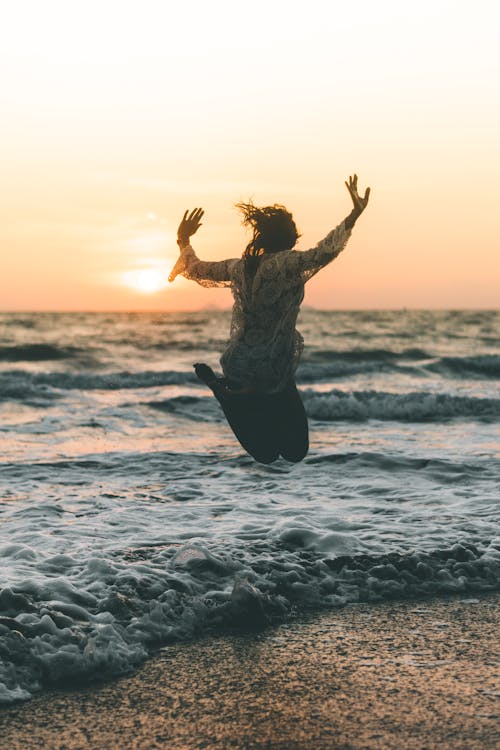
[193,363,218,386]
[193,363,255,397]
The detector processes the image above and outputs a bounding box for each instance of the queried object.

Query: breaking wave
[0,539,498,704]
[301,388,500,422]
[146,390,500,423]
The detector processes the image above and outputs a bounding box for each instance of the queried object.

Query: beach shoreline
[1,593,498,749]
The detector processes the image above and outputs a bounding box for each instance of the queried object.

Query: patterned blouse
[169,222,352,393]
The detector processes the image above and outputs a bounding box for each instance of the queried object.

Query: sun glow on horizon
[121,268,168,294]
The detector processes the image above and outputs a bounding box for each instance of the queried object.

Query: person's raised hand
[177,208,204,246]
[345,175,370,216]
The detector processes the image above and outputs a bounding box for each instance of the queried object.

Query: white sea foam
[0,538,498,704]
[302,389,500,421]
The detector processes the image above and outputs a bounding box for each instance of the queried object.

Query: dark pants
[213,382,309,464]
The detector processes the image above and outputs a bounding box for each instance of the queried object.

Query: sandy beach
[1,593,498,750]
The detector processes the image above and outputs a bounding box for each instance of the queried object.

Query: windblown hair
[237,201,300,256]
[236,201,300,282]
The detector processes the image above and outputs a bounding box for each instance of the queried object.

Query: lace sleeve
[168,244,240,288]
[286,221,352,283]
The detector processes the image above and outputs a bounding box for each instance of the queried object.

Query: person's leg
[194,364,279,463]
[217,390,280,463]
[274,383,309,462]
[217,381,309,464]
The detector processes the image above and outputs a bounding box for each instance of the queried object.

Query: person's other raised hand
[177,208,204,245]
[345,175,370,215]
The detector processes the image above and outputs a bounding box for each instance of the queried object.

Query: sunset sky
[1,0,499,311]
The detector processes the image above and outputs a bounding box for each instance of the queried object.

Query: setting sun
[122,268,167,294]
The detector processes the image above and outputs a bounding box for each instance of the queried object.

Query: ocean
[0,309,499,704]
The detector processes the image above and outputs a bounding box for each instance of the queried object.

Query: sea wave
[146,390,500,423]
[303,347,432,363]
[148,395,223,422]
[1,350,498,406]
[2,449,496,480]
[0,344,83,362]
[298,352,500,381]
[0,381,61,407]
[0,538,498,704]
[301,388,500,422]
[0,370,198,400]
[427,354,500,378]
[2,362,498,423]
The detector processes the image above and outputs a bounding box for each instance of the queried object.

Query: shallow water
[0,310,499,703]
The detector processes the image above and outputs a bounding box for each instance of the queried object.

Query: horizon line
[1,307,499,314]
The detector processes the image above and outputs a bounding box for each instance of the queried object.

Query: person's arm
[289,175,370,280]
[168,208,239,287]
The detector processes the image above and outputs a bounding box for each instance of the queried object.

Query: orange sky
[1,0,499,311]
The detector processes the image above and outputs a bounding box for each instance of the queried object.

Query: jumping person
[168,175,370,463]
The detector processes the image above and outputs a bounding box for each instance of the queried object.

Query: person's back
[223,250,306,392]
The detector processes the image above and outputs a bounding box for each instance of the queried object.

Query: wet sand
[1,594,498,750]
